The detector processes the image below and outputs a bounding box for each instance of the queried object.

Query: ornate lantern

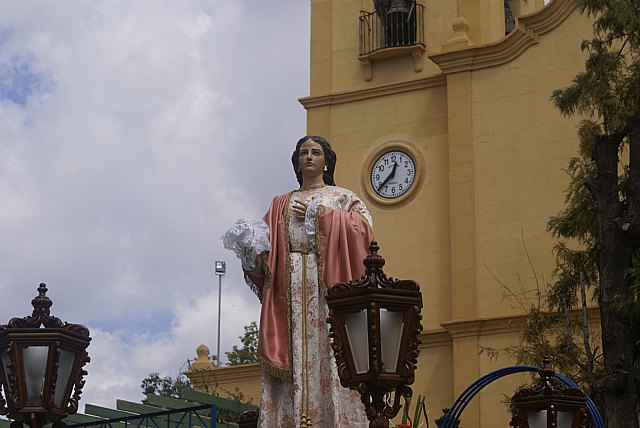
[0,284,91,428]
[510,358,587,428]
[326,241,423,428]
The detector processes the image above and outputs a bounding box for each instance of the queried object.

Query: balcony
[358,1,425,80]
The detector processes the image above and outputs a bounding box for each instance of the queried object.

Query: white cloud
[85,284,260,408]
[0,0,308,409]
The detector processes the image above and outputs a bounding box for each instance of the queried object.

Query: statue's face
[298,139,326,182]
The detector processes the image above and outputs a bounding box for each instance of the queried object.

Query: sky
[0,1,309,409]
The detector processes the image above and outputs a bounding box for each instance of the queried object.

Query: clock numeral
[375,173,380,181]
[391,155,396,162]
[378,165,385,172]
[399,183,403,191]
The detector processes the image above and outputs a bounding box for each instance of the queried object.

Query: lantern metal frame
[510,358,587,428]
[0,284,91,428]
[326,241,423,428]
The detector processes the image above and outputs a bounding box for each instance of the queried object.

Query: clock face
[370,150,416,199]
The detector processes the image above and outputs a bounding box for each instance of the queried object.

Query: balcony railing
[359,2,425,57]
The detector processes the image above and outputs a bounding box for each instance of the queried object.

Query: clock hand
[377,162,398,191]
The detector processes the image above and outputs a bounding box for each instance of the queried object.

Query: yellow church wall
[459,0,506,44]
[308,83,452,332]
[470,7,593,319]
[424,1,460,58]
[429,3,593,424]
[392,331,453,426]
[477,331,532,427]
[312,0,464,93]
[302,2,595,425]
[189,2,600,426]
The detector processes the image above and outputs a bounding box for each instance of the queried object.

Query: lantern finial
[31,283,53,317]
[364,241,385,274]
[7,283,63,329]
[510,358,588,428]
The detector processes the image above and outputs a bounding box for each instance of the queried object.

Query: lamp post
[214,261,226,367]
[510,358,587,428]
[326,241,423,428]
[0,283,91,428]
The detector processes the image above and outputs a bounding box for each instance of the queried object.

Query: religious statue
[223,136,374,427]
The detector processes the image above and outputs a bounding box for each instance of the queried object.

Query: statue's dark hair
[291,135,337,187]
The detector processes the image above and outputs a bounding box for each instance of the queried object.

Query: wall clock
[370,150,416,199]
[363,141,423,208]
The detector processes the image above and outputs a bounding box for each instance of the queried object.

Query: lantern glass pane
[344,310,369,374]
[379,308,404,373]
[526,410,548,428]
[54,349,75,408]
[1,351,10,387]
[557,410,574,428]
[22,346,49,405]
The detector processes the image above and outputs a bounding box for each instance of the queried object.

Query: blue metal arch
[438,365,604,428]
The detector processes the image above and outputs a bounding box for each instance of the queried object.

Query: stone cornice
[184,362,262,384]
[441,307,600,339]
[418,328,453,349]
[429,0,578,74]
[442,313,528,339]
[298,74,446,109]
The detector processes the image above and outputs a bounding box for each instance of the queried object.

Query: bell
[388,0,411,14]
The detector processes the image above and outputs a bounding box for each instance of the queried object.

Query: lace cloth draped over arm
[347,195,373,229]
[221,218,271,272]
[304,189,373,236]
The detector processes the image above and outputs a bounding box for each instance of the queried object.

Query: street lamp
[0,283,91,428]
[214,261,226,367]
[510,358,587,428]
[326,241,423,428]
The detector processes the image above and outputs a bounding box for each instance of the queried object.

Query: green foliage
[520,1,640,425]
[225,321,259,366]
[547,0,640,329]
[140,373,191,403]
[551,0,640,133]
[196,383,256,425]
[139,374,255,425]
[480,266,603,391]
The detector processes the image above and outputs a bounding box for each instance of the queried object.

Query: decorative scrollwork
[358,386,412,427]
[326,315,351,387]
[66,350,90,415]
[513,357,582,399]
[62,323,90,338]
[237,409,259,427]
[5,284,63,329]
[4,343,20,413]
[328,241,420,296]
[399,305,422,383]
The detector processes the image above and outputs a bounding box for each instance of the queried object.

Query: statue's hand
[291,199,308,219]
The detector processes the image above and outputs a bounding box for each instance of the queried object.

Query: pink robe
[246,186,373,427]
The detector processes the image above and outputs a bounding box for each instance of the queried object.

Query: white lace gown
[257,186,372,428]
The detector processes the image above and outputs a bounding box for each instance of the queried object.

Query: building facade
[186,1,594,425]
